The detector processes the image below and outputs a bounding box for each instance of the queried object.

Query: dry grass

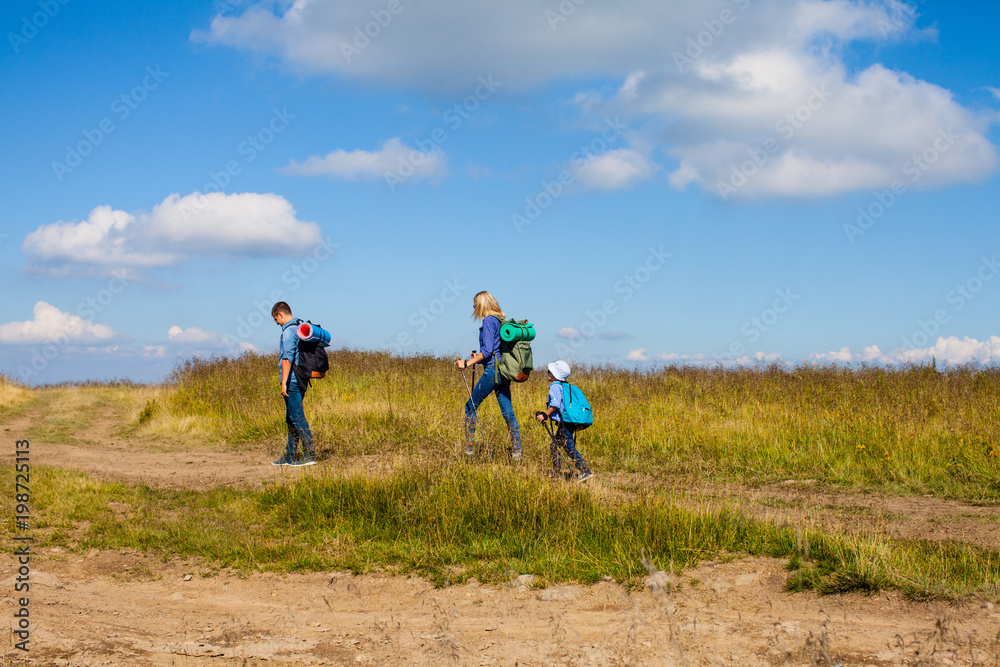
[0,374,33,416]
[140,351,1000,501]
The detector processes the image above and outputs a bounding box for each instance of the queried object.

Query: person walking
[455,290,523,460]
[271,301,316,466]
[536,360,593,482]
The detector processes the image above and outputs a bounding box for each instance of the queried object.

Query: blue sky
[1,0,998,384]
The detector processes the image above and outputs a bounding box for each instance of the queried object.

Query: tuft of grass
[5,463,998,600]
[150,352,1000,501]
[0,374,34,420]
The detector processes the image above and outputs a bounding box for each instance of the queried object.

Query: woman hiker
[454,290,523,460]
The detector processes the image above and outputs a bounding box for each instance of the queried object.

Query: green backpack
[492,316,534,382]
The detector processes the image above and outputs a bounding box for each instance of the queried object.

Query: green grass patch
[7,464,999,600]
[145,352,1000,502]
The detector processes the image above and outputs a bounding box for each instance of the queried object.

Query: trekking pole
[536,412,561,478]
[459,362,484,458]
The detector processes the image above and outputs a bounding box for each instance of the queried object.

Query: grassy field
[6,351,1000,602]
[146,351,1000,501]
[0,374,34,419]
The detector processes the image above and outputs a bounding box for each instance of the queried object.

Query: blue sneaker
[289,456,317,467]
[272,454,294,466]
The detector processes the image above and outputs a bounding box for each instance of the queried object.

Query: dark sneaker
[272,454,294,466]
[289,456,317,467]
[577,471,594,483]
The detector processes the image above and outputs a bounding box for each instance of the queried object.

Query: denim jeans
[284,379,314,459]
[464,365,522,452]
[551,421,589,474]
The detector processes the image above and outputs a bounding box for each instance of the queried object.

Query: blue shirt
[279,319,300,385]
[479,316,502,367]
[546,382,565,422]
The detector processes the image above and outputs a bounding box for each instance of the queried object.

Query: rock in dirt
[538,586,583,601]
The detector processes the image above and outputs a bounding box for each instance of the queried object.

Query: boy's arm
[280,359,292,397]
[536,406,556,421]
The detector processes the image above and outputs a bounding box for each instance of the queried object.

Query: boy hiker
[271,302,316,466]
[536,360,593,482]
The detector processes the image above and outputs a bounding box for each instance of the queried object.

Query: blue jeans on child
[284,379,314,459]
[551,421,590,474]
[464,365,522,453]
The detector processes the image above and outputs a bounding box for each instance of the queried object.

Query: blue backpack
[559,381,593,429]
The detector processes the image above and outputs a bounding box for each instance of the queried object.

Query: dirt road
[2,390,999,665]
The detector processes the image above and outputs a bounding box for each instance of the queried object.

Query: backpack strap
[489,315,503,383]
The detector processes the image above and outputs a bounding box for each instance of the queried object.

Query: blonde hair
[472,290,505,321]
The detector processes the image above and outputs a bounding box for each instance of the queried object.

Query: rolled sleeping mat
[297,321,332,346]
[500,322,536,342]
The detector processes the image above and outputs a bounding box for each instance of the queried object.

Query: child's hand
[535,411,547,422]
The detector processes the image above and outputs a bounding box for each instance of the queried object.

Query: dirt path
[4,390,1000,665]
[3,551,998,666]
[3,390,999,549]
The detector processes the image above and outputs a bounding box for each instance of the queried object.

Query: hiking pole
[536,412,562,479]
[459,361,483,458]
[470,351,494,461]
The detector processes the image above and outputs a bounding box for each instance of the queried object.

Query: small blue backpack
[559,381,593,429]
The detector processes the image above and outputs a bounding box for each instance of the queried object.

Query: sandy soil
[3,394,999,665]
[3,551,998,666]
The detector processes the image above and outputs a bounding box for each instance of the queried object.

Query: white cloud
[556,327,582,339]
[167,325,257,353]
[280,138,447,183]
[629,337,1000,367]
[574,149,655,190]
[0,302,117,345]
[196,0,996,200]
[23,192,323,274]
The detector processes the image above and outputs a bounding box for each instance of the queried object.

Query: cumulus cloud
[812,337,1000,366]
[0,302,117,345]
[630,337,1000,367]
[167,325,257,353]
[573,149,656,190]
[196,0,996,200]
[23,192,323,274]
[280,138,447,184]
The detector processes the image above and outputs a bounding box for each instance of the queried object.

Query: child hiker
[536,360,593,482]
[454,290,523,460]
[271,301,316,466]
